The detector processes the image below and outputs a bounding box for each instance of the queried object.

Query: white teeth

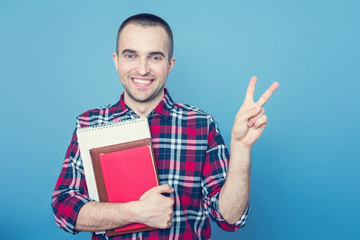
[132,78,151,84]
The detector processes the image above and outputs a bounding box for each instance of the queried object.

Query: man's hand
[219,77,279,224]
[231,76,279,148]
[136,184,175,229]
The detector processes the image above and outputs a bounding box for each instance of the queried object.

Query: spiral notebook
[77,118,152,201]
[76,118,158,235]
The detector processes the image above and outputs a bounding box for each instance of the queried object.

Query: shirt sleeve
[51,119,94,234]
[201,116,250,232]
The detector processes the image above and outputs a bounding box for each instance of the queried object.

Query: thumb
[237,106,262,123]
[140,184,174,200]
[153,184,174,194]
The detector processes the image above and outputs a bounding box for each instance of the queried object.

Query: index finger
[245,76,258,101]
[256,82,280,106]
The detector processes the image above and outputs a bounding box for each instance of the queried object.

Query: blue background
[1,0,359,239]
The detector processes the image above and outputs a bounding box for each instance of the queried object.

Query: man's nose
[136,58,150,76]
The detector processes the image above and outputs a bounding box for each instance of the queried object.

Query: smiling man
[52,13,279,240]
[113,23,175,117]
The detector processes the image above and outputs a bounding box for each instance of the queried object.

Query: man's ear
[112,53,119,71]
[168,57,176,73]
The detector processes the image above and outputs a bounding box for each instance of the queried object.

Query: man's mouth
[132,78,151,84]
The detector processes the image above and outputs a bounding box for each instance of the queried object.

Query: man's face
[113,24,175,105]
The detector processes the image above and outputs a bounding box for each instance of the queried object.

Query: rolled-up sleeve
[201,116,250,232]
[51,125,94,234]
[209,192,250,230]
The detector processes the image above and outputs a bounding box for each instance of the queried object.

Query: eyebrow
[121,49,137,55]
[149,51,166,58]
[121,49,166,58]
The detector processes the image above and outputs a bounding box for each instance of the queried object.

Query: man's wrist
[228,138,252,173]
[124,200,142,224]
[230,138,252,153]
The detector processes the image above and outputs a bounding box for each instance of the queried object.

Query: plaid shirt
[52,89,250,240]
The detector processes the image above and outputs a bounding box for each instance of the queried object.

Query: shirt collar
[114,88,174,121]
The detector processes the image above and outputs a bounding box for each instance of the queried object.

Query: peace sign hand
[231,76,279,148]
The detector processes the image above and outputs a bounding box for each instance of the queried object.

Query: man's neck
[123,91,165,118]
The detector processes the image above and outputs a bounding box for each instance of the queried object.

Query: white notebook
[76,117,151,202]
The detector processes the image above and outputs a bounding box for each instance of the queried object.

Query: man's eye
[125,54,135,59]
[151,56,161,61]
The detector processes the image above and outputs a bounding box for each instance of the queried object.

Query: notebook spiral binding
[77,118,147,133]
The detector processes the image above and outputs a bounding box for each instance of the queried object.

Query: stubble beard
[125,86,164,103]
[122,78,165,104]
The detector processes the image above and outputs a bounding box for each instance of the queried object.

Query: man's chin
[127,92,158,103]
[126,87,165,102]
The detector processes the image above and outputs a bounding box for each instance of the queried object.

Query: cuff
[209,192,251,231]
[60,194,94,234]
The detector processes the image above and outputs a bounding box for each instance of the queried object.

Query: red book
[90,138,159,236]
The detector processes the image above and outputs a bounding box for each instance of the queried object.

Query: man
[52,13,279,239]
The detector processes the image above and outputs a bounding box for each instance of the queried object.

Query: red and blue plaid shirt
[52,89,250,240]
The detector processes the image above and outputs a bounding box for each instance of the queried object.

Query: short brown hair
[116,13,174,59]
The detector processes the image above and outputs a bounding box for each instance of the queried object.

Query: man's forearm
[219,141,251,224]
[75,201,139,232]
[75,184,174,232]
